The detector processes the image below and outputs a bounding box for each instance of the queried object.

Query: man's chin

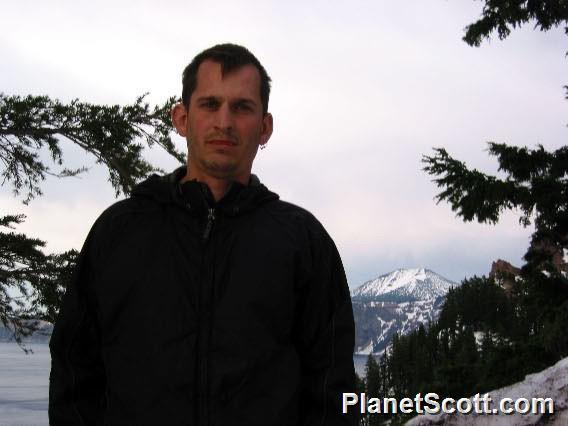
[202,160,239,180]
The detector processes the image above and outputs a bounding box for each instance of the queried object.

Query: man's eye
[234,103,252,112]
[201,100,218,109]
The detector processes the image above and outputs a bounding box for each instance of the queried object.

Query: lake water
[0,343,372,425]
[0,343,50,426]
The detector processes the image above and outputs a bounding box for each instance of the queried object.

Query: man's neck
[182,167,249,202]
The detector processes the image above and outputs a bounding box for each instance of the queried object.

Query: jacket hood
[131,166,279,216]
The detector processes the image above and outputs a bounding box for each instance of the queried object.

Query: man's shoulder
[266,198,318,222]
[262,198,332,241]
[96,195,159,226]
[94,168,181,226]
[84,194,162,246]
[262,198,344,274]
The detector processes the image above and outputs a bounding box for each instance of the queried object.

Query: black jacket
[49,167,358,425]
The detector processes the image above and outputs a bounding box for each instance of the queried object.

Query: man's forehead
[194,60,261,99]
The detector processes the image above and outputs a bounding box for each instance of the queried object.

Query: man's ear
[259,113,273,147]
[171,103,189,137]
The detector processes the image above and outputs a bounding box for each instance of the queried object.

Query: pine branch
[0,93,185,202]
[463,0,568,47]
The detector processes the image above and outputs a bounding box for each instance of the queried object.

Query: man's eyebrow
[196,95,220,102]
[232,98,257,107]
[195,95,257,104]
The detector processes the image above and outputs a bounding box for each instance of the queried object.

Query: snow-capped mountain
[351,268,455,301]
[352,268,457,355]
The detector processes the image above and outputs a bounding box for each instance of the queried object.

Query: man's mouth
[207,139,236,146]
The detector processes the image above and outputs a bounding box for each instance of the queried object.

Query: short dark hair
[182,43,271,114]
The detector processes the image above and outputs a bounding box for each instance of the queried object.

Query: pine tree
[1,93,184,201]
[422,144,567,275]
[422,1,568,376]
[462,0,568,47]
[1,93,183,344]
[363,354,383,426]
[364,3,568,420]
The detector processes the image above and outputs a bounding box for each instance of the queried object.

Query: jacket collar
[132,166,278,216]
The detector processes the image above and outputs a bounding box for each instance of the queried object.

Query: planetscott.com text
[342,392,554,416]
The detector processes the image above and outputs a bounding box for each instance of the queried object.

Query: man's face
[173,60,273,184]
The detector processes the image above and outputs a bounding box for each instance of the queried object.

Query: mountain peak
[351,268,456,302]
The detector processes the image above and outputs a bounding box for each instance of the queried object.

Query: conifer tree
[422,144,567,275]
[462,0,568,47]
[1,93,183,343]
[1,93,184,201]
[421,1,568,383]
[363,354,382,426]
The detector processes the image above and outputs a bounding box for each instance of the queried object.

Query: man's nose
[214,104,234,133]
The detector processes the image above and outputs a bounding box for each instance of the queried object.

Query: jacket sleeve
[295,225,360,426]
[49,223,106,425]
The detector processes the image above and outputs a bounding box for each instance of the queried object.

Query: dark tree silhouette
[463,0,568,47]
[1,93,183,345]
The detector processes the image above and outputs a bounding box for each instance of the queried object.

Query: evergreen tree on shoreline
[1,93,182,345]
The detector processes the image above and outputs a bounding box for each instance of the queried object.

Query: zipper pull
[203,208,215,241]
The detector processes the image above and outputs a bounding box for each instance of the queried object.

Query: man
[49,43,358,425]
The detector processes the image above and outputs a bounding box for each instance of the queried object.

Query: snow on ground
[407,356,568,425]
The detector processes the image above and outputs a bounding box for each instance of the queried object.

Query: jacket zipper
[198,207,216,426]
[203,208,215,241]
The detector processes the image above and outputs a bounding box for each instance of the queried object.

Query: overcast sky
[2,1,566,288]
